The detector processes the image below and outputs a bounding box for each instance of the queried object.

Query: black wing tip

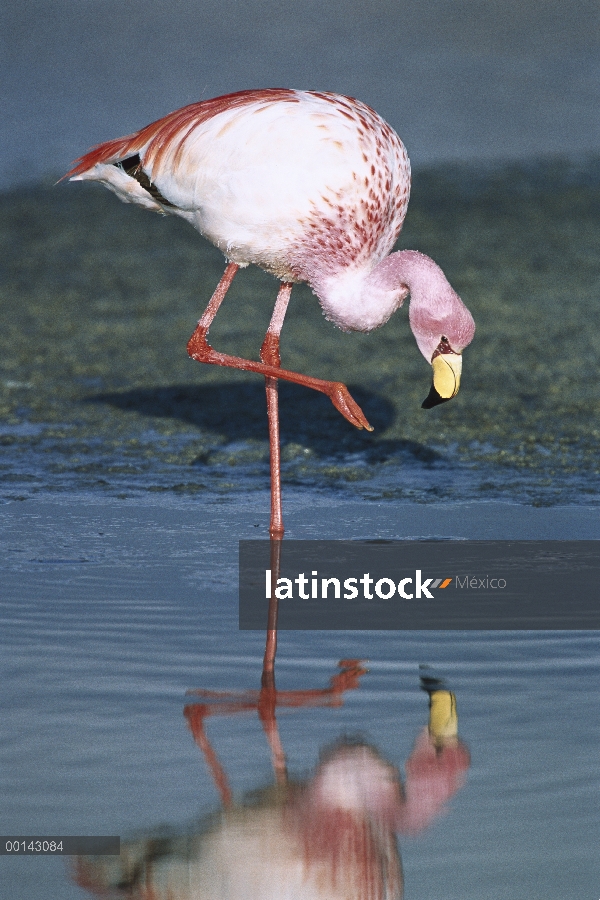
[116,154,176,208]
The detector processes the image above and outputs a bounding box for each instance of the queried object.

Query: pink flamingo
[66,90,475,536]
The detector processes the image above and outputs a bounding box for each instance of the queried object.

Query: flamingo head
[409,291,476,409]
[310,249,476,408]
[360,249,475,408]
[385,250,475,408]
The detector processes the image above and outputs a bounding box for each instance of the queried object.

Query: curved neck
[311,248,474,362]
[368,249,453,309]
[369,249,475,359]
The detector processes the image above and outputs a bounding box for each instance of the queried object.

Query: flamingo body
[68,90,412,331]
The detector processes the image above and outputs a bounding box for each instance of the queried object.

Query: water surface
[1,496,599,898]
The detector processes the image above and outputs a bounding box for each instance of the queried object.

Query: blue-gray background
[1,0,599,188]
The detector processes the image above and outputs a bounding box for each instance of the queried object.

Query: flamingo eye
[441,335,449,344]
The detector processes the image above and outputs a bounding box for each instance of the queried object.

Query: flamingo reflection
[185,658,368,796]
[74,663,469,899]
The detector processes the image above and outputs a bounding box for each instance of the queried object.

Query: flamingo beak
[422,351,462,409]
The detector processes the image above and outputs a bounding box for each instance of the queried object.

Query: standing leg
[264,379,283,537]
[257,686,288,786]
[260,286,291,686]
[260,282,292,539]
[260,540,287,786]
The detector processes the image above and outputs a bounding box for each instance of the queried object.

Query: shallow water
[1,495,600,898]
[2,159,600,505]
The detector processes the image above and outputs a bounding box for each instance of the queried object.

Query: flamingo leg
[260,283,292,539]
[257,686,288,785]
[187,269,373,431]
[195,261,240,332]
[258,545,287,782]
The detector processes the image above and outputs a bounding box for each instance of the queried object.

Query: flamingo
[66,89,475,536]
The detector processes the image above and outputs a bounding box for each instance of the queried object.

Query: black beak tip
[421,384,451,409]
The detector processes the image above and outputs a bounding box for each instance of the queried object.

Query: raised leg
[187,270,372,431]
[184,704,234,808]
[184,659,368,792]
[191,261,239,337]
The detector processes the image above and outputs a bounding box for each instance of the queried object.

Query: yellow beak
[433,352,462,399]
[422,352,462,409]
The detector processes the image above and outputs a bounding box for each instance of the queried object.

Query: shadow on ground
[86,381,443,465]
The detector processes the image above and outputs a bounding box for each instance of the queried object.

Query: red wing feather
[65,88,298,179]
[65,135,140,178]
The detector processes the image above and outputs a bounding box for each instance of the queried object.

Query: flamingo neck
[310,260,404,333]
[371,249,453,307]
[313,250,473,361]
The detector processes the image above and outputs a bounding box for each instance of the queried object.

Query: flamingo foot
[326,383,373,431]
